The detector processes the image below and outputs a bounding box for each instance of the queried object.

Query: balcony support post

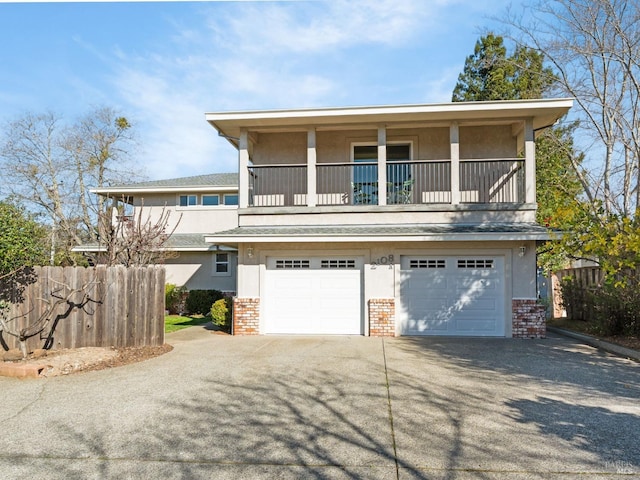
[239,128,250,209]
[450,122,460,205]
[524,118,535,204]
[307,128,317,207]
[378,125,387,206]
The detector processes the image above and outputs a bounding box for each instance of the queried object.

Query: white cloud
[106,0,502,180]
[208,0,443,55]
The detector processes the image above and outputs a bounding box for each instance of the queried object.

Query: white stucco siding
[164,252,237,292]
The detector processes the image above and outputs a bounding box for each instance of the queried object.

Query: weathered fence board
[1,265,165,352]
[553,266,603,320]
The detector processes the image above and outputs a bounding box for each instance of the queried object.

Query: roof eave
[92,185,239,195]
[205,232,556,244]
[206,98,574,142]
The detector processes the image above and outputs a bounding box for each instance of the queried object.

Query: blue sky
[0,0,522,180]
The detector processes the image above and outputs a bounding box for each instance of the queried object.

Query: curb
[548,326,640,362]
[0,363,46,379]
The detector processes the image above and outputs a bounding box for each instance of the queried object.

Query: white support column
[524,118,536,204]
[450,122,460,205]
[307,128,317,207]
[239,128,250,209]
[378,125,387,206]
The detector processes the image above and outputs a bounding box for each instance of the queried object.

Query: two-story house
[86,173,239,293]
[205,99,573,337]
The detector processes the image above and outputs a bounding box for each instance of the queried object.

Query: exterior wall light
[519,246,526,257]
[247,247,254,258]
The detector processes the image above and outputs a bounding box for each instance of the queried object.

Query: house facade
[205,99,573,337]
[89,173,239,293]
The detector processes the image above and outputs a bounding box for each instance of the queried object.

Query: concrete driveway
[0,328,638,480]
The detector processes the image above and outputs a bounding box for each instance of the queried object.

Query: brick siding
[233,297,260,335]
[512,299,546,338]
[369,298,395,337]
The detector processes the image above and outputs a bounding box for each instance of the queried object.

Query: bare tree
[94,197,181,267]
[502,0,640,218]
[0,107,142,263]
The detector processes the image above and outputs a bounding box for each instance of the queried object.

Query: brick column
[233,297,260,335]
[369,299,395,337]
[512,299,546,338]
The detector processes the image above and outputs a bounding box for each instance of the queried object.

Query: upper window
[178,193,238,207]
[202,194,220,206]
[351,142,412,205]
[179,195,197,207]
[223,194,239,206]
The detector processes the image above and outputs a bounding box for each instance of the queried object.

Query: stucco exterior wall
[238,207,537,227]
[459,125,516,159]
[164,251,237,292]
[251,126,511,164]
[253,132,307,164]
[126,193,239,234]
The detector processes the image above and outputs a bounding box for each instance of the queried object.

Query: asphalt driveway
[0,328,638,479]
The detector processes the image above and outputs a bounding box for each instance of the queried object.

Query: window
[179,194,197,207]
[214,253,230,275]
[351,142,412,205]
[387,144,412,204]
[410,259,446,269]
[223,194,239,205]
[202,194,220,206]
[457,259,494,269]
[352,145,379,205]
[321,259,356,269]
[275,259,310,269]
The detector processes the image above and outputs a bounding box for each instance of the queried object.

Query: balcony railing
[248,164,307,207]
[247,159,524,207]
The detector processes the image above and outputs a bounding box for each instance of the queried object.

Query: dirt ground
[1,344,174,378]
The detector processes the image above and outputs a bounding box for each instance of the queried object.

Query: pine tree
[452,34,583,270]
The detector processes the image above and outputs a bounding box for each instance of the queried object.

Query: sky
[0,0,524,181]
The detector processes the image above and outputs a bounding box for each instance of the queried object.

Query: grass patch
[165,315,210,333]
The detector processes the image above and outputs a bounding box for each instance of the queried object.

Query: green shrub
[185,289,224,315]
[560,272,640,336]
[165,284,186,315]
[210,298,233,333]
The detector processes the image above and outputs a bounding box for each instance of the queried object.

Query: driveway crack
[382,338,399,479]
[1,381,48,425]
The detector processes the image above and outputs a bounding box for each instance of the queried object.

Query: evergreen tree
[0,200,47,277]
[452,34,584,270]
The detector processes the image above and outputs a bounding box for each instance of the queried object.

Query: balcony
[247,158,525,208]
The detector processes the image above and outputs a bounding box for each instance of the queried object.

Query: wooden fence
[1,265,165,352]
[552,266,603,320]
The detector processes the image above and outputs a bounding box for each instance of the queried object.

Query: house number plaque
[371,254,394,269]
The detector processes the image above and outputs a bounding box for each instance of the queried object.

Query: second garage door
[398,256,506,336]
[263,257,362,334]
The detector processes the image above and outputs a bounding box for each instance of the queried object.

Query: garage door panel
[400,256,505,337]
[455,319,498,332]
[264,258,362,335]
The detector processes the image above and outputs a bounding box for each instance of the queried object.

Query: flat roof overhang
[206,98,574,146]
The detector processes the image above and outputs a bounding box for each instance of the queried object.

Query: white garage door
[399,256,505,336]
[263,257,362,334]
